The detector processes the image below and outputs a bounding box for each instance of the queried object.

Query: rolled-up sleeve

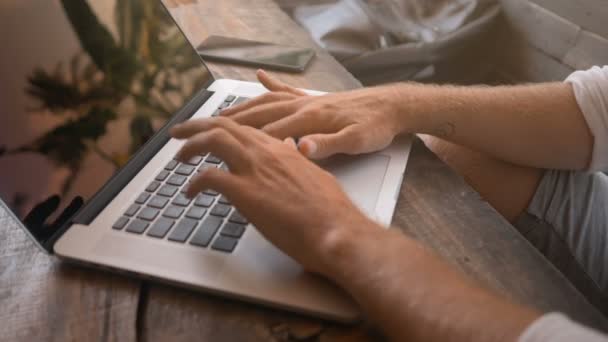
[565,66,608,172]
[519,313,608,342]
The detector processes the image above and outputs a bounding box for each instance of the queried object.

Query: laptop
[0,0,411,322]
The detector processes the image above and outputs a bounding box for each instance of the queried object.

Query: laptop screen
[0,0,212,245]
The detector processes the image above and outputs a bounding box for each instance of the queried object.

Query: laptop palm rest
[317,153,391,216]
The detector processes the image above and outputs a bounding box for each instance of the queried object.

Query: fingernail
[299,139,317,157]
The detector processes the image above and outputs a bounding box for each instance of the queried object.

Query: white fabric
[519,313,608,342]
[290,0,500,84]
[565,66,608,172]
[518,68,608,340]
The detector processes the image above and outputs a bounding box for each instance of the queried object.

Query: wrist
[316,213,384,288]
[390,83,454,136]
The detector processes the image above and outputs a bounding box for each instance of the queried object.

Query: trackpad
[317,153,390,215]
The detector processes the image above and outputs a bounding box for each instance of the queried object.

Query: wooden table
[1,0,606,340]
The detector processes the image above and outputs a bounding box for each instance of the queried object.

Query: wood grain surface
[1,0,606,341]
[0,208,141,342]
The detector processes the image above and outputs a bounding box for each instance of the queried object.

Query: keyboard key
[186,156,203,166]
[124,204,140,217]
[233,97,250,106]
[172,194,192,207]
[203,189,219,196]
[194,194,215,208]
[225,95,236,103]
[221,222,246,238]
[112,216,129,230]
[135,192,150,205]
[148,196,169,209]
[168,218,197,242]
[219,163,229,172]
[229,211,248,224]
[163,206,184,219]
[137,207,160,221]
[158,185,179,197]
[147,218,175,238]
[175,164,195,176]
[218,195,231,205]
[146,181,161,192]
[210,204,231,217]
[156,170,170,181]
[165,160,178,171]
[126,219,149,234]
[205,155,222,164]
[212,236,238,253]
[198,162,217,173]
[219,102,230,110]
[190,216,223,247]
[186,206,207,220]
[167,174,187,186]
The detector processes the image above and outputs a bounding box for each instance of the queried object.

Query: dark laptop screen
[0,1,211,244]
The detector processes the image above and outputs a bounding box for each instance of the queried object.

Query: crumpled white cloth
[289,0,500,84]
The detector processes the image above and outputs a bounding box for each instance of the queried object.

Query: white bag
[292,0,500,84]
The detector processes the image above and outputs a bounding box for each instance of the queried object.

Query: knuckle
[206,128,228,143]
[348,130,366,150]
[210,116,230,127]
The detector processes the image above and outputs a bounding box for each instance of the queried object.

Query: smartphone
[196,35,316,73]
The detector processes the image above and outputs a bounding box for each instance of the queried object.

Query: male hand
[220,70,405,159]
[170,117,378,276]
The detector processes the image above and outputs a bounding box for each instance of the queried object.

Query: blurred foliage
[61,0,138,93]
[13,107,117,169]
[10,0,206,197]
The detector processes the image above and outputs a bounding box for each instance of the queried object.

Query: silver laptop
[0,0,411,322]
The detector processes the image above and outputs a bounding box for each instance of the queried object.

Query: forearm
[389,82,593,170]
[324,224,540,341]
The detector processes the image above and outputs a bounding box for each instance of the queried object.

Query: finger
[299,126,361,159]
[175,128,253,173]
[171,117,255,145]
[262,111,335,140]
[186,167,242,199]
[283,137,297,150]
[221,91,296,117]
[257,69,307,96]
[240,124,277,144]
[230,100,301,128]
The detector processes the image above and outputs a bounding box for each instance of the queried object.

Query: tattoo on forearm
[432,122,455,138]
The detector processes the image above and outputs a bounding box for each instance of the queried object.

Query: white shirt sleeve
[565,66,608,172]
[519,313,608,342]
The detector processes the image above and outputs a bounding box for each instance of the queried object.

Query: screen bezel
[197,35,316,73]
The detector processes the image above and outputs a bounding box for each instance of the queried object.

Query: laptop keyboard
[112,95,251,253]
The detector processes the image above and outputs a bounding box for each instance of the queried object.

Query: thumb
[299,128,358,159]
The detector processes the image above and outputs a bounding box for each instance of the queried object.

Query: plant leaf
[60,0,138,93]
[26,68,81,111]
[129,115,154,155]
[26,67,116,112]
[17,107,117,168]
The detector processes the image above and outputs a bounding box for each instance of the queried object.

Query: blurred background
[275,0,607,86]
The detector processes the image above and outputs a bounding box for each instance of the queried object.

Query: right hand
[221,70,405,159]
[170,117,379,276]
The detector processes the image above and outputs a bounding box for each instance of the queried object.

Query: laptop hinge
[45,88,214,253]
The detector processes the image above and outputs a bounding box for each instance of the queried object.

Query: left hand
[220,70,404,159]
